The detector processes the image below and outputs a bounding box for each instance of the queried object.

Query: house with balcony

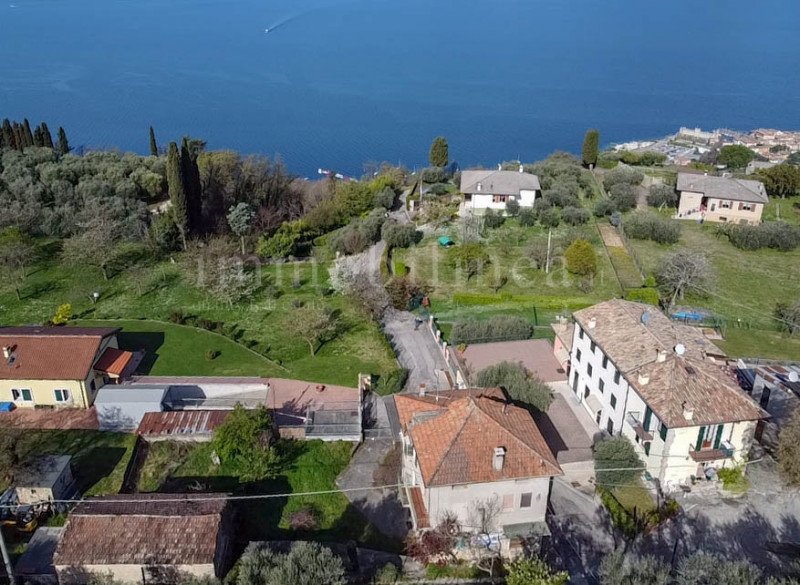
[566,300,766,490]
[459,168,540,216]
[0,326,141,410]
[675,173,768,225]
[394,388,561,555]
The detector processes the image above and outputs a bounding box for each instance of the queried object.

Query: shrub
[289,506,319,531]
[564,239,597,275]
[647,183,677,208]
[51,303,72,325]
[374,186,396,209]
[594,198,617,217]
[722,221,800,251]
[420,166,446,184]
[608,183,638,212]
[329,224,368,255]
[518,208,537,226]
[624,287,660,305]
[474,361,553,412]
[449,242,490,280]
[374,369,408,396]
[622,211,681,244]
[483,209,505,229]
[204,349,220,361]
[717,466,750,493]
[385,276,424,309]
[603,165,644,188]
[506,557,569,585]
[427,182,449,196]
[382,221,421,249]
[538,207,561,227]
[594,436,643,487]
[561,206,590,226]
[450,316,533,344]
[237,541,346,585]
[374,563,402,584]
[505,198,520,216]
[168,310,187,324]
[258,220,308,259]
[405,529,454,564]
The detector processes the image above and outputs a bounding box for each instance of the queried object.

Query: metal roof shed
[94,384,171,431]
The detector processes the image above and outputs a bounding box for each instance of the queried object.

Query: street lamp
[91,291,100,304]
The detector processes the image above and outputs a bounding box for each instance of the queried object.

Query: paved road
[382,308,449,392]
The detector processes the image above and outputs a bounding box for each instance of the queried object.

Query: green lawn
[135,439,400,552]
[1,430,135,495]
[627,221,800,360]
[763,197,800,225]
[0,243,396,387]
[612,481,656,515]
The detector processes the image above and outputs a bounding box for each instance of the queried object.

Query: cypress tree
[22,119,34,147]
[167,141,189,249]
[149,126,158,156]
[12,122,23,151]
[0,119,12,149]
[582,129,600,168]
[40,122,54,149]
[180,137,203,235]
[56,127,70,155]
[33,126,43,147]
[429,136,449,168]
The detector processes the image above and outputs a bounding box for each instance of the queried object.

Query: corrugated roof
[677,173,768,203]
[0,327,119,381]
[460,170,541,195]
[396,389,562,487]
[137,410,229,437]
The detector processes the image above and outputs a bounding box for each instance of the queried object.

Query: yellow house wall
[0,379,88,408]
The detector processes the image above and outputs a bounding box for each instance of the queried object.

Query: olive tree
[656,249,712,308]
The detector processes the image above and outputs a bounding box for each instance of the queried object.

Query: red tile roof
[92,348,135,376]
[54,494,229,566]
[395,389,562,487]
[137,410,229,438]
[0,327,119,381]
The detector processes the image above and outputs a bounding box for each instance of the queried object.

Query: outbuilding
[15,455,73,505]
[94,384,171,431]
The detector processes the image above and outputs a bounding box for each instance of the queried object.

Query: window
[578,327,584,340]
[720,200,732,209]
[576,349,582,363]
[599,379,605,393]
[602,356,609,369]
[610,394,617,409]
[742,203,754,211]
[54,389,70,403]
[590,341,596,353]
[587,364,593,378]
[90,380,96,392]
[607,419,614,434]
[643,406,653,432]
[572,371,579,393]
[659,422,668,441]
[520,492,532,508]
[613,370,620,384]
[719,217,728,222]
[12,388,32,402]
[493,194,508,203]
[502,494,514,510]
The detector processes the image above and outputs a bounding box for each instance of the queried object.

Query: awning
[585,394,603,414]
[503,521,551,540]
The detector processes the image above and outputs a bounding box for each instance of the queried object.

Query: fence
[427,315,467,389]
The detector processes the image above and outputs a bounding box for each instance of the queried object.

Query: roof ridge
[427,398,477,485]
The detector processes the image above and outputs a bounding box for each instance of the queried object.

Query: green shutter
[644,442,651,456]
[643,407,653,432]
[714,425,725,449]
[659,422,668,441]
[695,426,706,451]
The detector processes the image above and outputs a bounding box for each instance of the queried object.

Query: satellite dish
[789,371,800,383]
[674,343,686,356]
[641,312,650,325]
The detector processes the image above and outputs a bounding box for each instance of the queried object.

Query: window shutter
[714,425,725,449]
[643,406,653,432]
[738,202,743,210]
[695,426,706,451]
[644,442,651,456]
[659,422,668,441]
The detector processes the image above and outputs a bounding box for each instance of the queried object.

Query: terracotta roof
[0,326,119,381]
[572,300,723,374]
[633,355,766,428]
[137,410,229,438]
[92,347,135,376]
[54,494,228,566]
[396,390,561,487]
[460,339,567,382]
[408,487,430,529]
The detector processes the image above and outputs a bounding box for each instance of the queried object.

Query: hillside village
[2,125,800,584]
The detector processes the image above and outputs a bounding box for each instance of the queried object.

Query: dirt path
[597,222,624,248]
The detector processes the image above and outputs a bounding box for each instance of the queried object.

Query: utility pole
[545,229,552,274]
[0,526,14,584]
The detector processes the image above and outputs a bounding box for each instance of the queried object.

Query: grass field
[135,439,400,551]
[612,482,656,515]
[1,430,135,495]
[763,198,800,225]
[0,242,396,386]
[627,221,800,359]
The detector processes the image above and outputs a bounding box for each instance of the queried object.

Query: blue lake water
[2,0,799,175]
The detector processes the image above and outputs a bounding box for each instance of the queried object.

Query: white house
[395,388,561,554]
[459,168,540,216]
[566,299,766,491]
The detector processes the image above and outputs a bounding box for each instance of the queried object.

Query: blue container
[0,402,15,412]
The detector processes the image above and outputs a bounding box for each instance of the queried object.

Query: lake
[2,0,799,175]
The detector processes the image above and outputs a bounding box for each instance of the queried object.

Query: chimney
[657,350,668,363]
[493,447,506,471]
[418,383,426,397]
[477,182,482,191]
[682,401,694,421]
[588,317,597,329]
[2,347,11,360]
[519,164,524,173]
[638,372,650,386]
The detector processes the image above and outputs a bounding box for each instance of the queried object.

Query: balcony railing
[689,443,734,462]
[626,413,653,442]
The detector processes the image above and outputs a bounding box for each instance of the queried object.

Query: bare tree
[289,303,339,357]
[467,495,502,535]
[0,227,36,299]
[656,249,712,308]
[61,217,121,280]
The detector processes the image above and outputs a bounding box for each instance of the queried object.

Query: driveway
[382,309,449,392]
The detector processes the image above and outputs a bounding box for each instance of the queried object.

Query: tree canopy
[656,249,712,307]
[717,144,756,169]
[474,361,553,412]
[582,129,600,167]
[429,136,449,168]
[237,542,346,585]
[212,404,279,481]
[593,435,643,487]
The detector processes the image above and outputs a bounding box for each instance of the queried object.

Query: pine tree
[429,136,449,168]
[22,119,34,147]
[149,126,158,156]
[56,127,70,155]
[582,129,600,168]
[12,122,23,151]
[40,123,54,149]
[167,141,189,249]
[0,119,12,149]
[180,136,203,235]
[33,126,43,147]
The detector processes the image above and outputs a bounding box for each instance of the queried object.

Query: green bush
[603,165,644,188]
[561,206,590,226]
[717,465,750,493]
[647,184,677,207]
[598,487,639,538]
[483,208,506,229]
[505,198,520,216]
[608,183,638,212]
[564,239,597,275]
[427,182,449,196]
[594,436,643,487]
[420,167,446,183]
[624,287,660,306]
[393,260,408,276]
[722,221,800,252]
[538,207,561,227]
[450,315,533,344]
[475,361,553,411]
[374,369,408,396]
[382,221,422,249]
[425,562,481,580]
[594,198,617,217]
[518,208,537,226]
[622,211,681,244]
